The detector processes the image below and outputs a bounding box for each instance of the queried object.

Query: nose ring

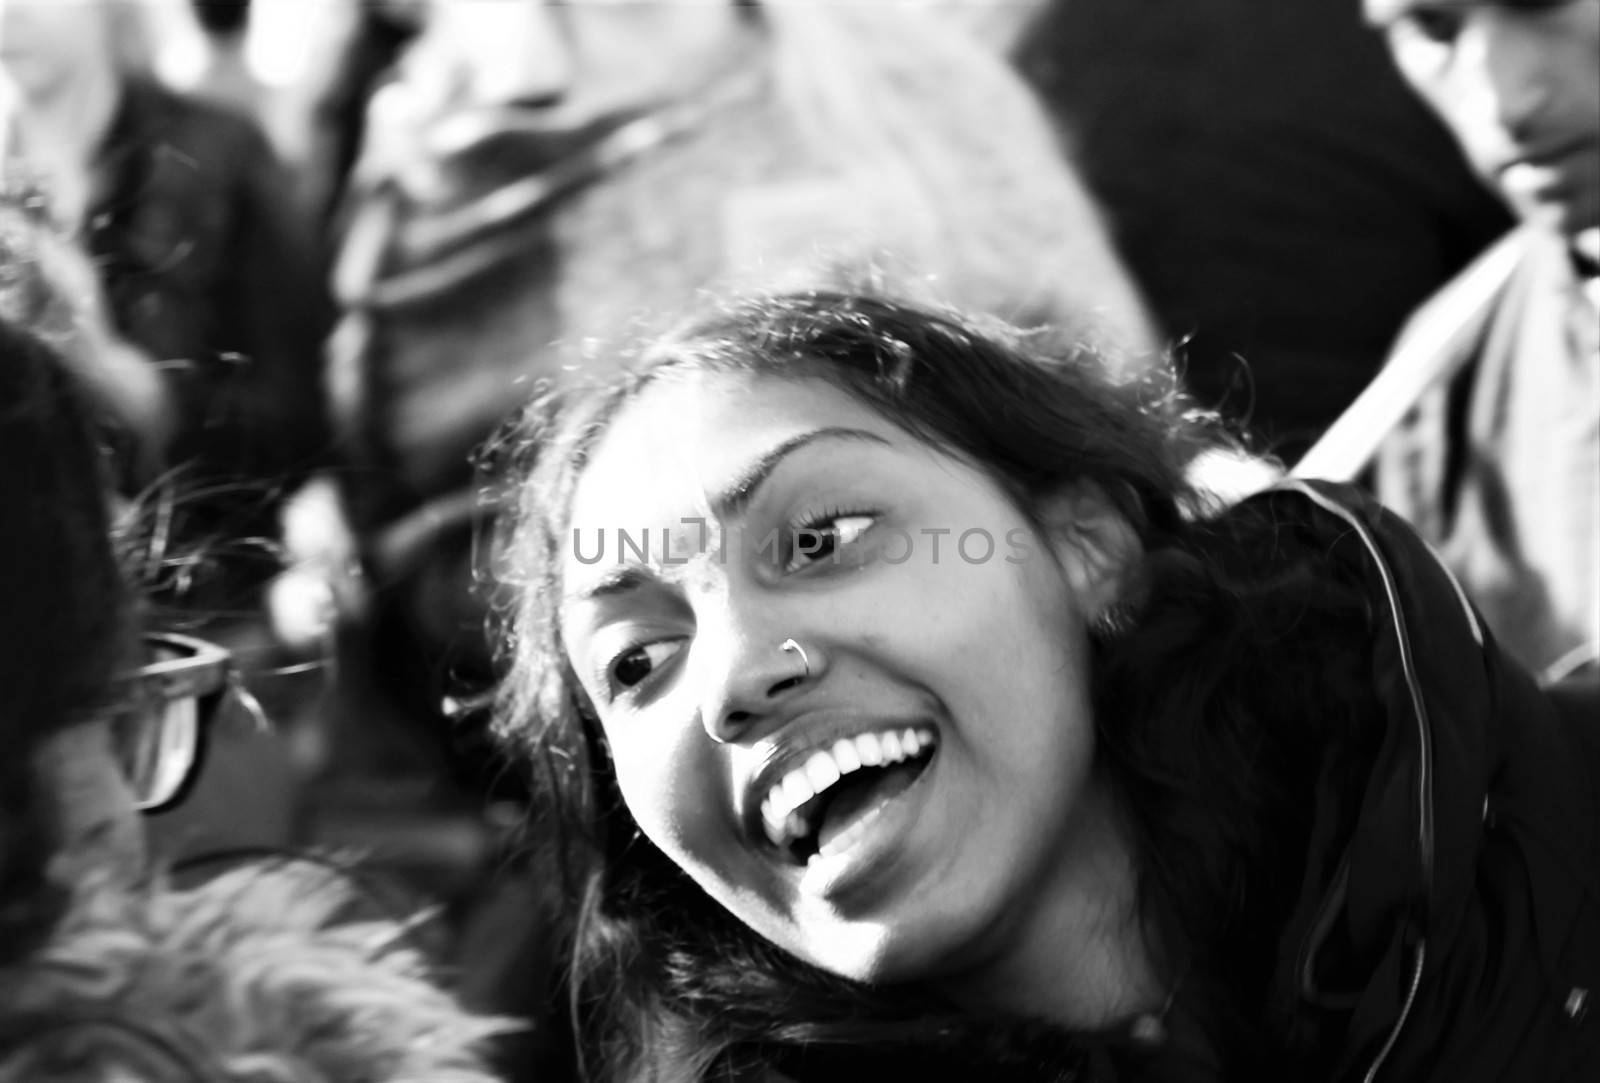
[780,638,810,681]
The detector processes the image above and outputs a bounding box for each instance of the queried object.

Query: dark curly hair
[491,292,1380,1081]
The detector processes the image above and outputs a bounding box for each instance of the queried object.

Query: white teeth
[804,752,841,794]
[759,725,939,851]
[855,733,884,766]
[831,739,861,774]
[782,771,815,812]
[881,730,904,762]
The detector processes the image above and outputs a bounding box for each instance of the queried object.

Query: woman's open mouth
[759,725,938,864]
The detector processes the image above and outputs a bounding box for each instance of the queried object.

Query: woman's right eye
[608,639,682,692]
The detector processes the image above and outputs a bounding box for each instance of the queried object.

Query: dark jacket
[1265,481,1598,1081]
[88,77,333,547]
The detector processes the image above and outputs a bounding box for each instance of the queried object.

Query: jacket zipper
[1362,942,1426,1083]
[1277,483,1444,1083]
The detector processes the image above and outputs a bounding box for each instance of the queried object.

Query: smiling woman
[493,292,1600,1082]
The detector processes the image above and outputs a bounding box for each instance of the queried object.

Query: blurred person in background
[1007,0,1513,458]
[0,263,507,1081]
[0,0,341,882]
[0,316,145,960]
[0,0,333,617]
[1356,0,1598,683]
[281,0,1156,756]
[274,0,1157,844]
[186,0,266,124]
[0,180,173,486]
[2,0,338,862]
[289,0,425,228]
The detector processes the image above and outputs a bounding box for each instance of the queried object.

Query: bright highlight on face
[556,371,1131,986]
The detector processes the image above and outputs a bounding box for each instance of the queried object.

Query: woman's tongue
[814,760,922,855]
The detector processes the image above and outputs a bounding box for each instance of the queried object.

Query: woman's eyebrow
[566,564,655,605]
[564,427,890,607]
[710,427,891,520]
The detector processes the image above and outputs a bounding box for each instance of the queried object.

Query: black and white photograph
[0,2,1595,1080]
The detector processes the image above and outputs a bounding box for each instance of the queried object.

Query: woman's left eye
[786,513,875,571]
[607,639,683,695]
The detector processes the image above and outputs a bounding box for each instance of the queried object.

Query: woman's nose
[700,635,821,745]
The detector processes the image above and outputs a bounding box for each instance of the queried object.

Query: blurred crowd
[0,1,1593,1080]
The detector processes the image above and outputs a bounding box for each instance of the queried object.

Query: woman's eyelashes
[604,637,685,698]
[783,509,877,572]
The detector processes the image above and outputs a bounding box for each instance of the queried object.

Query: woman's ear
[1038,482,1143,621]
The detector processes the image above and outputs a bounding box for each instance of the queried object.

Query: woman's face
[556,372,1130,985]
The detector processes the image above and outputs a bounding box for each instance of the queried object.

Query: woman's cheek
[611,718,720,855]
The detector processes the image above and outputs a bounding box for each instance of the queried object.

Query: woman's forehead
[568,373,897,523]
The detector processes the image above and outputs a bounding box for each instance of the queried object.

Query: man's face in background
[1367,0,1599,248]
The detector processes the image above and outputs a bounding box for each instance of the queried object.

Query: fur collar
[0,861,514,1081]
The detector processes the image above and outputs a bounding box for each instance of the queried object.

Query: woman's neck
[936,775,1166,1030]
